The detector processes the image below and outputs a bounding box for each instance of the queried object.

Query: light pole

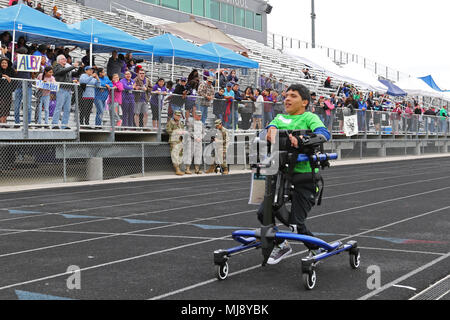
[311,0,316,48]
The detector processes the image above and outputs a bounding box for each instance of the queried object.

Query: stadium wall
[82,0,268,45]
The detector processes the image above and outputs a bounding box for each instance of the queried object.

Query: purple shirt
[150,84,167,106]
[120,78,135,104]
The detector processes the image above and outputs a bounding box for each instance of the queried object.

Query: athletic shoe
[267,240,292,265]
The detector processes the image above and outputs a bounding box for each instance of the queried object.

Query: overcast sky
[267,0,450,89]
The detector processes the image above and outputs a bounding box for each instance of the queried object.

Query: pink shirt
[112,80,123,104]
[37,74,56,96]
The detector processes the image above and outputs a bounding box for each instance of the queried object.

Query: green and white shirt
[268,112,326,173]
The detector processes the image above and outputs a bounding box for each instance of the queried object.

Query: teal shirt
[268,112,326,173]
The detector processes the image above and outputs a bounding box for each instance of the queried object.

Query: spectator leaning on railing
[35,65,56,126]
[149,77,167,130]
[79,66,99,126]
[0,57,16,125]
[120,71,136,128]
[240,86,256,130]
[94,68,113,127]
[52,55,79,129]
[252,88,264,130]
[133,69,150,128]
[110,73,123,127]
[12,47,32,127]
[197,76,215,125]
[172,77,188,114]
[213,87,226,123]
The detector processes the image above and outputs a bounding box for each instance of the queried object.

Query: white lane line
[1,178,450,259]
[324,175,450,200]
[1,161,447,210]
[0,160,439,201]
[0,235,232,292]
[358,252,450,300]
[358,247,446,256]
[1,197,448,297]
[0,196,250,238]
[311,185,450,220]
[0,207,254,258]
[0,176,251,203]
[2,168,449,235]
[0,185,249,224]
[149,204,450,300]
[0,179,248,214]
[393,284,417,291]
[1,179,248,211]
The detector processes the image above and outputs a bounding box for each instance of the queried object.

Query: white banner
[343,114,358,137]
[16,54,42,72]
[35,80,59,92]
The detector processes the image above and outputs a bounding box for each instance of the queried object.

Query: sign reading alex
[17,54,42,72]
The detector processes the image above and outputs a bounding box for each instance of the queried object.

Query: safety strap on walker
[309,150,328,206]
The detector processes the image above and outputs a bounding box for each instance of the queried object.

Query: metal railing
[2,78,449,139]
[267,32,411,83]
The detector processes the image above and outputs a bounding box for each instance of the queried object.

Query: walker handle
[297,153,338,163]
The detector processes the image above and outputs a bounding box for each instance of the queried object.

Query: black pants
[257,173,319,250]
[80,98,94,125]
[240,113,252,130]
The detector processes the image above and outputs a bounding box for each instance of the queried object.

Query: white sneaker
[267,240,292,265]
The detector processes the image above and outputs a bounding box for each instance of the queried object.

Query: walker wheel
[349,249,361,269]
[215,262,229,281]
[302,269,317,290]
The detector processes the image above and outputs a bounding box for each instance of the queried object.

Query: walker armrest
[297,153,338,163]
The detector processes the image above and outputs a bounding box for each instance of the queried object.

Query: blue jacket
[358,101,367,111]
[95,76,113,101]
[79,74,98,99]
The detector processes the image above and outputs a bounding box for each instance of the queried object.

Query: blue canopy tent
[0,4,92,58]
[141,33,220,81]
[379,79,407,97]
[200,42,259,88]
[419,75,450,92]
[69,19,154,65]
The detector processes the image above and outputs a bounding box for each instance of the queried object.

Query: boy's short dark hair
[286,84,311,107]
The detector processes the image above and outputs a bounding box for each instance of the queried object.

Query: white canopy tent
[340,63,388,92]
[284,48,366,86]
[395,76,444,98]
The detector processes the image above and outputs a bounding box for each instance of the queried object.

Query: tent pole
[89,43,93,66]
[171,55,174,82]
[150,53,154,85]
[11,29,16,62]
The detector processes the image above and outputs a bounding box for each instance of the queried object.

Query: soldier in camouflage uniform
[184,110,206,174]
[206,119,230,175]
[166,110,186,176]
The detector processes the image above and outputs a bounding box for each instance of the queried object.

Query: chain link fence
[2,78,449,137]
[1,77,450,187]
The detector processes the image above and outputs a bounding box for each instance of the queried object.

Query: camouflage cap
[215,119,222,126]
[174,110,182,116]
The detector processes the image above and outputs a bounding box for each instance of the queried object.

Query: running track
[0,157,448,301]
